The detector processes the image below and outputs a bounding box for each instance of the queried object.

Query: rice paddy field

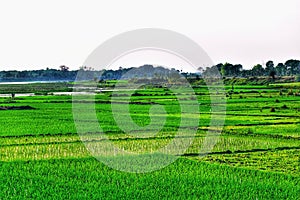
[0,81,299,199]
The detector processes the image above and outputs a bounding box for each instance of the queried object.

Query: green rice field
[0,82,299,199]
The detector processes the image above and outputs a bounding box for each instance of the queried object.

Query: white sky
[0,0,299,71]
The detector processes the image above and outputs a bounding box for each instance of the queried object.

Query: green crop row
[0,82,299,199]
[0,158,298,199]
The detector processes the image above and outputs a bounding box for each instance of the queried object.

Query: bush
[270,107,276,112]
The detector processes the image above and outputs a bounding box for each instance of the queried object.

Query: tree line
[0,59,299,82]
[201,59,300,78]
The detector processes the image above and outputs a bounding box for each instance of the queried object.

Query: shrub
[270,107,276,112]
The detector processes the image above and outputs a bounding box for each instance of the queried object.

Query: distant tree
[232,64,243,76]
[221,63,234,77]
[59,65,69,71]
[265,61,274,75]
[215,63,223,72]
[202,64,222,77]
[197,66,204,74]
[275,63,286,76]
[241,69,251,77]
[251,64,264,76]
[220,64,226,77]
[285,59,300,75]
[265,61,276,79]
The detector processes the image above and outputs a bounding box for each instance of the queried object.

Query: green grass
[0,82,299,199]
[196,149,300,175]
[0,82,72,94]
[0,158,298,199]
[270,82,300,87]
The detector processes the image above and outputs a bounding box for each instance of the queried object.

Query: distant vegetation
[1,59,299,83]
[201,59,300,78]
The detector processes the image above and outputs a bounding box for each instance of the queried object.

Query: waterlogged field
[0,82,299,199]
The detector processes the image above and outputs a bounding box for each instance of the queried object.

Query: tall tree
[221,63,234,77]
[285,59,300,75]
[265,61,274,75]
[265,61,276,79]
[275,63,286,76]
[251,64,264,76]
[232,64,243,76]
